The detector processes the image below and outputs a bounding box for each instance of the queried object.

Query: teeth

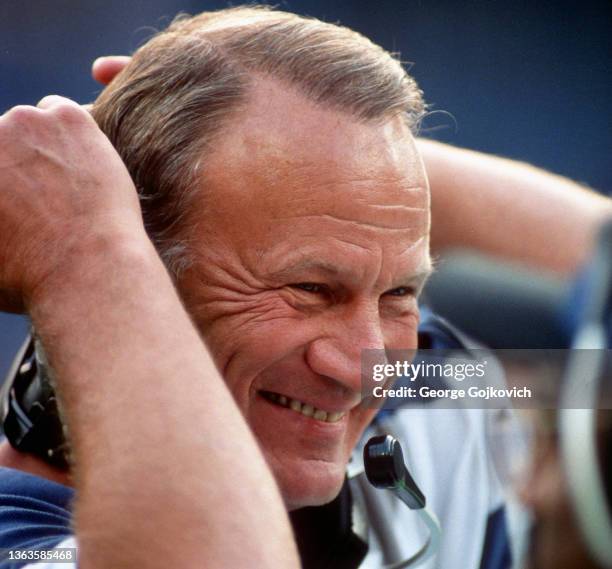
[301,404,314,417]
[327,411,344,422]
[262,391,346,423]
[313,409,327,421]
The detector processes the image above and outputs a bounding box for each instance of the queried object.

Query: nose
[305,302,387,395]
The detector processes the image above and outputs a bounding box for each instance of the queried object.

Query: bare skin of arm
[418,139,612,275]
[0,96,298,569]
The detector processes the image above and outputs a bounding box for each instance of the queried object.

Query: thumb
[92,56,132,85]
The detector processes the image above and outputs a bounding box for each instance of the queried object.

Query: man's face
[177,79,431,510]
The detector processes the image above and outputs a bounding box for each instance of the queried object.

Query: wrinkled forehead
[194,78,430,251]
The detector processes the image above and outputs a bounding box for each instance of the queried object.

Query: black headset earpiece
[0,333,69,470]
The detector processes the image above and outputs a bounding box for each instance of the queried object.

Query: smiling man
[0,7,436,568]
[0,5,610,569]
[174,78,431,509]
[86,6,432,517]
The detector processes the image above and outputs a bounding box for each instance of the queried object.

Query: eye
[290,282,326,294]
[384,286,415,297]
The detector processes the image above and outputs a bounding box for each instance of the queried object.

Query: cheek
[197,293,317,397]
[382,313,420,350]
[347,405,380,444]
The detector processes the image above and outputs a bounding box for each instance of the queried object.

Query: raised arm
[0,97,298,569]
[418,138,612,275]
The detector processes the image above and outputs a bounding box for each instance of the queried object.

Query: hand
[0,95,144,313]
[92,56,132,85]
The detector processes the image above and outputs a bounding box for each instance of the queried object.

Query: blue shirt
[0,467,72,568]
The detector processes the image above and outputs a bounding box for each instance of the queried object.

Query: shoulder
[0,466,73,569]
[360,308,514,568]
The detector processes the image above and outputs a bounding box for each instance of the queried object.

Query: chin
[268,453,348,511]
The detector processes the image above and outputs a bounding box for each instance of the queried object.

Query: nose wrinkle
[305,300,386,394]
[305,337,380,397]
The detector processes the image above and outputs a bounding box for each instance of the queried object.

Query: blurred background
[1,0,611,374]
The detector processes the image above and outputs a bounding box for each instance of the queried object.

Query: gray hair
[92,5,425,274]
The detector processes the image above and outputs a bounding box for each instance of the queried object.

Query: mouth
[259,390,346,424]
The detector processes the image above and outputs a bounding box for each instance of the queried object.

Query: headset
[0,334,69,469]
[363,434,441,568]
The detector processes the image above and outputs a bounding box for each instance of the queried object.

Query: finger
[92,56,131,85]
[37,95,82,110]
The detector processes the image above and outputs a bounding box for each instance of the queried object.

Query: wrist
[25,226,162,315]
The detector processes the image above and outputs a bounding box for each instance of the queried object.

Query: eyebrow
[268,258,433,293]
[267,259,342,281]
[405,268,433,295]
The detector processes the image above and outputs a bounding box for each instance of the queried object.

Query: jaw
[265,450,348,510]
[246,393,377,510]
[246,392,348,509]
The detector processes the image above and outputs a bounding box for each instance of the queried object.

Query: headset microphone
[364,434,441,568]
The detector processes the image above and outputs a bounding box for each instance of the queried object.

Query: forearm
[419,138,612,275]
[27,232,298,569]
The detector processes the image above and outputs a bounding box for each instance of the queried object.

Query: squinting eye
[291,283,325,294]
[384,286,414,297]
